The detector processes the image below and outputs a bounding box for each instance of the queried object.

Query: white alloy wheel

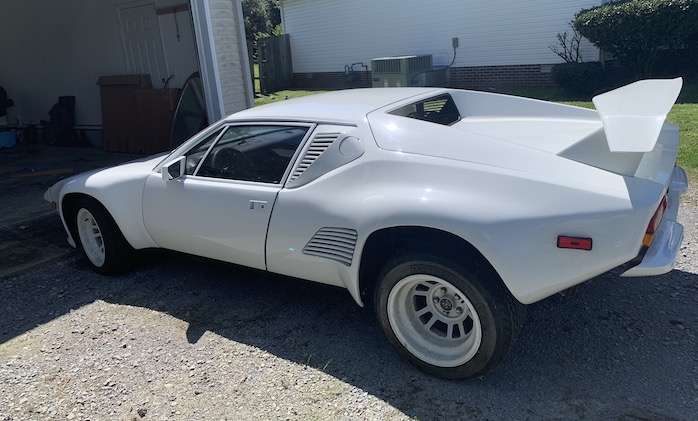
[387,274,482,367]
[76,207,106,267]
[376,252,525,378]
[73,198,134,275]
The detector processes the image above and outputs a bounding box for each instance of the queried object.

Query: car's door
[142,123,313,270]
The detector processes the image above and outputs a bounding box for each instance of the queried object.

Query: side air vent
[303,227,358,266]
[289,132,340,181]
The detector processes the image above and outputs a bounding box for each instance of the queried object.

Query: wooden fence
[249,34,294,95]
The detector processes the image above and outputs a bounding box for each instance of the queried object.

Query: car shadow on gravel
[2,251,697,420]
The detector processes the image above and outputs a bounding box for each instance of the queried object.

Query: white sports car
[45,78,687,379]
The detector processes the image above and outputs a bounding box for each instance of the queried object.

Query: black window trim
[187,121,317,186]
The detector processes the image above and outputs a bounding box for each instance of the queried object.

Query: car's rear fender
[357,226,496,306]
[266,152,659,306]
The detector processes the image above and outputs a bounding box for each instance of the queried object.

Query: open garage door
[0,0,252,151]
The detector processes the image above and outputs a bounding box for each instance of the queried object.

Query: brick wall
[449,64,554,89]
[293,71,372,90]
[293,64,554,90]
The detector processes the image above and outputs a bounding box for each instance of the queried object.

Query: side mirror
[162,156,187,181]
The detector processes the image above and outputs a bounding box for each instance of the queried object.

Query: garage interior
[0,0,253,276]
[0,0,253,151]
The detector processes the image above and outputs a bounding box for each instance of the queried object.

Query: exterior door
[141,123,311,270]
[117,2,168,82]
[143,174,280,270]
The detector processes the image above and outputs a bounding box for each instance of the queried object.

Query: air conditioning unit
[371,55,433,87]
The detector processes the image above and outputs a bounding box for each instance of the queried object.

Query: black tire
[74,198,134,275]
[374,250,525,379]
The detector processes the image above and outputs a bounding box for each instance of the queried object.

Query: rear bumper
[621,166,687,277]
[621,220,683,277]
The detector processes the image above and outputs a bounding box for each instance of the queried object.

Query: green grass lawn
[254,89,330,106]
[254,83,698,179]
[669,104,698,180]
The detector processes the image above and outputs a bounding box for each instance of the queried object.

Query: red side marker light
[557,236,592,251]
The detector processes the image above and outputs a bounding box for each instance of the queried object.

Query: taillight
[643,196,667,246]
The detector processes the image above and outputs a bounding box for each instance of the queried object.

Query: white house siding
[206,0,253,116]
[281,0,600,87]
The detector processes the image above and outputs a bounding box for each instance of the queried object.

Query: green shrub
[551,62,605,96]
[573,0,698,77]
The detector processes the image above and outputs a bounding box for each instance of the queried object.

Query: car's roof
[228,87,444,124]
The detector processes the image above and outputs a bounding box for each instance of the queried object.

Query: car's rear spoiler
[593,78,682,153]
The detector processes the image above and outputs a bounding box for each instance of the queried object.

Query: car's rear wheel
[375,250,525,379]
[74,198,133,275]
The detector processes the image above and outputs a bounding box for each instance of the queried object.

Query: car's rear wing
[376,78,684,180]
[557,78,683,179]
[593,78,683,153]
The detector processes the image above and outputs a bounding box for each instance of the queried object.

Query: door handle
[249,200,268,210]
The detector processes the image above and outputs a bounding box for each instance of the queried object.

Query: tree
[549,23,584,63]
[573,0,698,77]
[241,0,282,42]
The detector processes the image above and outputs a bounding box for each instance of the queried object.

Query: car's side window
[389,94,461,126]
[194,125,309,184]
[184,129,223,175]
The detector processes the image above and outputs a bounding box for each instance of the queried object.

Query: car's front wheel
[375,251,525,379]
[74,198,133,275]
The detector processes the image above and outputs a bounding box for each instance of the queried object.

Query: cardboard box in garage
[97,74,152,152]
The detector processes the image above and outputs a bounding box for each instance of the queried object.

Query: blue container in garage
[0,130,16,148]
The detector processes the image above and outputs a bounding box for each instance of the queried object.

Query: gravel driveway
[1,187,696,421]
